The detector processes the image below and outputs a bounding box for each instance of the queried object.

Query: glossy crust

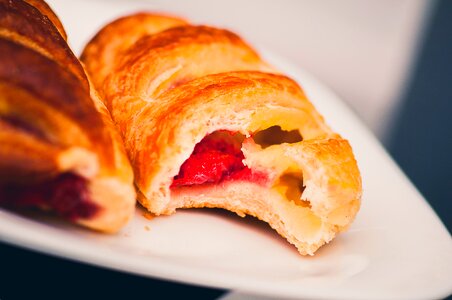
[85,22,273,135]
[0,0,135,232]
[82,13,362,254]
[23,0,67,39]
[81,13,188,94]
[0,0,86,85]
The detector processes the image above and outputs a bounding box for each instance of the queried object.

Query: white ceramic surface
[1,1,451,299]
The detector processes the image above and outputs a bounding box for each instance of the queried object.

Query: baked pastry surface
[0,0,135,232]
[82,13,362,254]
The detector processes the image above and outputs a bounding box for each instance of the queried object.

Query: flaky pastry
[0,0,135,232]
[82,13,362,254]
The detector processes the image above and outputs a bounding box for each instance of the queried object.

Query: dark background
[0,1,451,299]
[387,0,451,233]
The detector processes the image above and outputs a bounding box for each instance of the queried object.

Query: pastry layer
[0,1,136,232]
[23,0,68,40]
[0,0,88,85]
[81,13,362,254]
[85,24,272,136]
[0,38,109,166]
[81,13,188,93]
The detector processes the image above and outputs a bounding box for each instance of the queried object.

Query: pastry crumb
[142,211,155,220]
[144,225,150,231]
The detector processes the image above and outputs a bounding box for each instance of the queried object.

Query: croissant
[0,0,136,232]
[82,13,362,254]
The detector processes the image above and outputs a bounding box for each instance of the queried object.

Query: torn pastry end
[163,128,360,255]
[125,72,362,256]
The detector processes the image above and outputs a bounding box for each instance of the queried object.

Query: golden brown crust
[93,25,272,136]
[83,13,362,253]
[23,0,67,40]
[0,38,103,158]
[0,124,63,183]
[0,0,87,85]
[0,1,136,232]
[81,13,188,93]
[127,71,333,199]
[113,24,271,97]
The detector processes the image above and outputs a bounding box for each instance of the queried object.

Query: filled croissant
[0,0,136,232]
[82,13,362,254]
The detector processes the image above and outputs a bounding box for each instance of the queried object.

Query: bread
[82,13,362,254]
[0,0,136,232]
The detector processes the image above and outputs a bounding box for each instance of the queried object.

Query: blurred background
[1,0,451,299]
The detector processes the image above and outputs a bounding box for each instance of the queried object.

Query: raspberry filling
[171,131,266,187]
[0,173,99,221]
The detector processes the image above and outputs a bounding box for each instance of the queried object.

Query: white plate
[1,1,451,299]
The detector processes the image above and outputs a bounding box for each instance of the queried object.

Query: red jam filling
[171,131,267,188]
[0,173,99,221]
